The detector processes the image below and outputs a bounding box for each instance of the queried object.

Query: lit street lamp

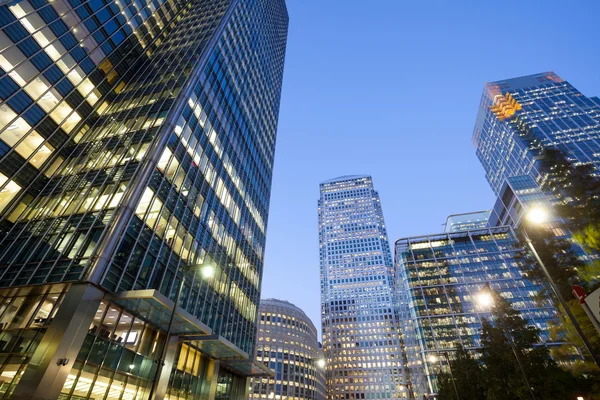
[147,261,215,399]
[428,352,460,400]
[522,206,600,367]
[477,283,536,400]
[476,290,493,308]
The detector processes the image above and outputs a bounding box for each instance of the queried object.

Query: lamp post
[522,207,600,368]
[442,351,459,400]
[147,261,215,399]
[428,353,460,400]
[477,283,536,400]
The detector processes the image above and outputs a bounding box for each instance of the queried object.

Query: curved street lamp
[477,283,536,400]
[522,206,600,367]
[428,352,459,400]
[147,261,215,399]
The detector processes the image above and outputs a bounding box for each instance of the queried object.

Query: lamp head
[525,206,549,225]
[201,264,215,279]
[477,284,494,308]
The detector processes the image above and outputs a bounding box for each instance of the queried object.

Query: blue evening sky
[261,0,600,334]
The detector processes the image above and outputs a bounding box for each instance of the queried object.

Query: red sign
[572,285,587,304]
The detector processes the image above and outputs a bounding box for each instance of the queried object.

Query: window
[0,172,21,213]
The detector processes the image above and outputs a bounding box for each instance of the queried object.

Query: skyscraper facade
[488,175,556,229]
[318,175,409,400]
[472,71,600,196]
[0,0,288,398]
[395,225,559,398]
[251,299,326,400]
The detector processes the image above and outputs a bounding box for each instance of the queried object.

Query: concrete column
[11,283,104,400]
[152,335,180,400]
[231,374,249,400]
[207,360,221,400]
[242,377,251,400]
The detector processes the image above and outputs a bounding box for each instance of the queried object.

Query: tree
[536,147,600,287]
[436,344,485,400]
[478,290,580,400]
[511,226,600,364]
[573,225,600,289]
[537,147,600,227]
[516,228,582,300]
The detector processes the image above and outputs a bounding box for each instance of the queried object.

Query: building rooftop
[484,71,563,92]
[320,175,371,185]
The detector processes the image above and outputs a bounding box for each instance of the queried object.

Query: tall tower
[472,71,600,196]
[318,175,409,400]
[0,0,288,398]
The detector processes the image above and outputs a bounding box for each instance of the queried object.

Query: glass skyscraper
[0,0,288,398]
[318,175,409,400]
[472,71,600,197]
[488,175,556,228]
[251,299,326,400]
[395,225,560,398]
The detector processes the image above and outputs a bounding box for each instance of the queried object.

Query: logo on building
[489,92,522,121]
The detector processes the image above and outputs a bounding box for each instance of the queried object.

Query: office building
[251,299,325,400]
[473,71,600,197]
[318,175,409,400]
[488,175,557,228]
[395,225,559,397]
[0,0,288,398]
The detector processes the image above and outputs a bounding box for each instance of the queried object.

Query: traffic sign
[572,285,587,304]
[584,287,600,325]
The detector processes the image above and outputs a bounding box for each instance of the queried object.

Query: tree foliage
[535,147,600,288]
[436,293,593,399]
[436,344,484,400]
[516,147,600,361]
[437,146,600,398]
[538,147,600,228]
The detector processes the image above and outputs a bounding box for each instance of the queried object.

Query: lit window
[0,172,21,213]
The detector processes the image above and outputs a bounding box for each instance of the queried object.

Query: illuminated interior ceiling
[489,92,522,121]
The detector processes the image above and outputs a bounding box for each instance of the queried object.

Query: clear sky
[260,0,600,336]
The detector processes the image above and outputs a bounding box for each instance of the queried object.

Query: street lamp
[428,352,459,400]
[316,359,326,369]
[201,264,215,279]
[476,290,494,308]
[147,261,215,399]
[522,206,600,367]
[477,283,536,400]
[525,206,549,225]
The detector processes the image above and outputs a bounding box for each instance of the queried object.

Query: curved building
[251,299,326,400]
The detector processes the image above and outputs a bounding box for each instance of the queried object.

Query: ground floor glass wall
[59,299,163,399]
[0,284,68,397]
[0,283,249,400]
